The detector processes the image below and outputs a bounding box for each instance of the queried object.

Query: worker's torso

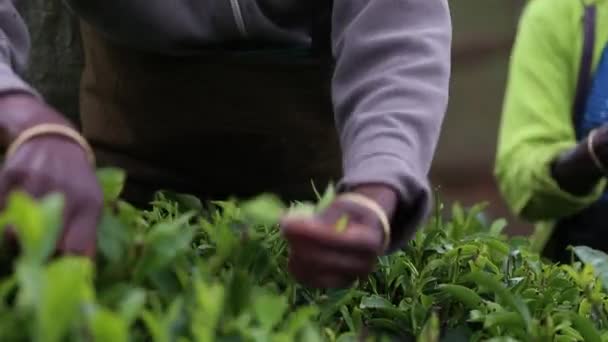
[65,0,329,54]
[73,2,341,205]
[548,38,608,262]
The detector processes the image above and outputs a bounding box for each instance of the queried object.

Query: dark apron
[543,201,608,263]
[78,21,342,206]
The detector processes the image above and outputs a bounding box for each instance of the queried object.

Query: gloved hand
[0,94,103,257]
[280,184,397,289]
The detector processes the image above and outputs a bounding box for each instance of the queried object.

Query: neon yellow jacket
[495,0,608,252]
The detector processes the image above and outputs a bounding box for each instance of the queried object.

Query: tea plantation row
[0,168,606,342]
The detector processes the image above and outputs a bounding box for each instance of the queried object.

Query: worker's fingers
[317,197,382,231]
[288,252,362,289]
[58,184,102,258]
[282,213,383,289]
[281,217,383,256]
[0,140,102,259]
[58,208,100,258]
[0,164,29,206]
[288,238,376,277]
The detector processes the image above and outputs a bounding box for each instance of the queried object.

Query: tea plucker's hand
[281,185,397,289]
[280,0,451,288]
[552,124,608,197]
[0,94,103,258]
[0,0,451,273]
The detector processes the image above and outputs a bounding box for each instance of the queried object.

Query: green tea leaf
[335,215,349,233]
[192,280,225,342]
[351,307,363,333]
[488,218,507,236]
[441,326,472,342]
[483,311,523,329]
[283,306,319,337]
[299,325,324,342]
[463,272,531,331]
[134,213,195,281]
[360,295,393,310]
[340,306,354,332]
[4,192,64,264]
[15,262,43,311]
[438,284,483,310]
[570,313,602,342]
[573,246,608,292]
[320,289,365,323]
[163,191,204,212]
[37,257,94,342]
[141,310,164,342]
[97,211,131,263]
[240,194,286,226]
[418,312,439,342]
[335,332,358,342]
[253,290,288,330]
[118,288,147,325]
[366,318,402,333]
[556,323,583,341]
[420,294,434,310]
[96,167,126,203]
[314,182,335,212]
[483,338,520,342]
[88,306,129,342]
[286,202,317,219]
[226,269,253,316]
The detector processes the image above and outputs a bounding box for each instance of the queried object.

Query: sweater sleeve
[0,0,39,98]
[331,0,452,251]
[494,0,606,222]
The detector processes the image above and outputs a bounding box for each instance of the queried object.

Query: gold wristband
[337,193,391,252]
[5,123,95,165]
[587,128,607,174]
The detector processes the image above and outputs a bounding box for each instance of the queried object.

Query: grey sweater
[0,0,451,250]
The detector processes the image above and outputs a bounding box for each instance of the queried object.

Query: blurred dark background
[430,0,530,236]
[17,0,532,236]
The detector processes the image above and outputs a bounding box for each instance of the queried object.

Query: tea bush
[0,167,607,342]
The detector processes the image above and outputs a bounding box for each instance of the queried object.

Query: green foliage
[0,169,607,341]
